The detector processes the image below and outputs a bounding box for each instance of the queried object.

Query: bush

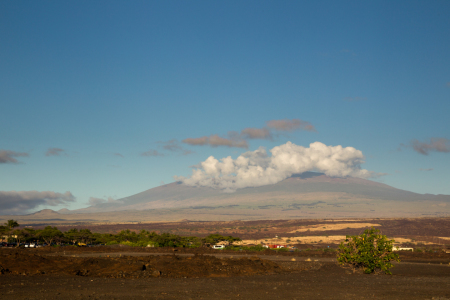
[245,245,266,251]
[323,248,336,252]
[106,240,120,246]
[276,247,289,252]
[337,227,399,274]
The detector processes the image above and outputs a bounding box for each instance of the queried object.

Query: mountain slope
[2,172,449,223]
[74,172,450,216]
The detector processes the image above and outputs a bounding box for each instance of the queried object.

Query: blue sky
[1,1,449,213]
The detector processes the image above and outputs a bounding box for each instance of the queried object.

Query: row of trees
[1,220,241,248]
[0,221,96,246]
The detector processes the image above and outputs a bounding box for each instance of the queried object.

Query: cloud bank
[0,150,29,164]
[176,141,380,192]
[0,191,75,215]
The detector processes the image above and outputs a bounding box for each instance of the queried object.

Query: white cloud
[0,191,75,215]
[176,141,381,192]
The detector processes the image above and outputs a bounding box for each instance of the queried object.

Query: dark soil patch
[1,261,449,300]
[0,250,285,278]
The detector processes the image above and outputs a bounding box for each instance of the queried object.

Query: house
[263,244,286,249]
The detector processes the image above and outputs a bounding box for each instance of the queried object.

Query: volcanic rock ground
[1,247,450,300]
[2,217,450,299]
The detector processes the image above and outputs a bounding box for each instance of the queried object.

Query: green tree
[64,228,79,244]
[0,225,7,241]
[116,229,139,243]
[183,236,202,248]
[22,228,37,243]
[78,229,93,244]
[5,219,19,230]
[4,220,19,242]
[204,234,241,246]
[13,228,29,246]
[9,228,35,245]
[152,233,179,247]
[93,233,117,245]
[225,236,242,245]
[37,226,64,246]
[337,227,400,274]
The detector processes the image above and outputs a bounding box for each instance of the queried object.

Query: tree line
[0,220,241,248]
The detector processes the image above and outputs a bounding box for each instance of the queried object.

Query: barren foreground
[1,247,449,300]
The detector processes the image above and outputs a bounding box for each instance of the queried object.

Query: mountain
[71,172,450,219]
[2,172,448,224]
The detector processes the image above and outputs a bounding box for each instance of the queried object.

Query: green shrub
[119,241,135,247]
[337,227,400,274]
[106,240,119,246]
[246,245,266,251]
[277,247,289,252]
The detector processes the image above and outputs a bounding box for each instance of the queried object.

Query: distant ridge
[28,209,60,216]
